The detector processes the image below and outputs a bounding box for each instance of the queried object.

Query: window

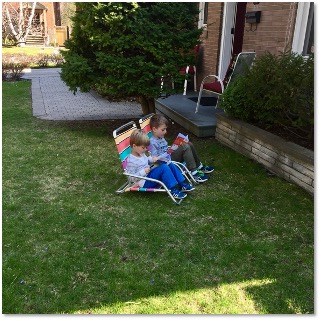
[303,3,314,55]
[198,2,209,28]
[292,2,314,56]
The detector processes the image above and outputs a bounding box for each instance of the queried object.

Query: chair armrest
[113,121,137,138]
[200,75,224,93]
[200,74,223,85]
[123,172,168,188]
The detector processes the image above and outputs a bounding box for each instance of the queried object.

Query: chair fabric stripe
[116,137,131,154]
[140,120,152,138]
[114,128,135,145]
[119,146,131,162]
[121,159,128,170]
[129,187,161,192]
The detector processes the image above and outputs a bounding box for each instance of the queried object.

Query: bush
[2,52,65,81]
[221,51,314,140]
[61,2,202,114]
[36,53,51,67]
[50,53,65,66]
[2,53,31,81]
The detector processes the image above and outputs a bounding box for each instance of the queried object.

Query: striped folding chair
[113,120,184,205]
[138,113,198,185]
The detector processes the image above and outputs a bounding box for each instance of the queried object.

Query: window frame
[198,2,208,29]
[292,2,314,56]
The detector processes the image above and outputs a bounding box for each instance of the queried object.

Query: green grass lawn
[2,46,65,56]
[2,80,314,314]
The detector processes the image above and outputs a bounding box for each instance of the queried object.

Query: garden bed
[215,113,314,195]
[252,123,313,151]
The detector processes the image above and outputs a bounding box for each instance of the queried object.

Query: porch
[155,91,223,138]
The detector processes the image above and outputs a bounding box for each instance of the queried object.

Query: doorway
[218,2,246,79]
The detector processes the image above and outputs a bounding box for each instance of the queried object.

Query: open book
[167,133,189,154]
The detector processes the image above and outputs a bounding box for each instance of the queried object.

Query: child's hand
[144,166,151,174]
[152,156,158,163]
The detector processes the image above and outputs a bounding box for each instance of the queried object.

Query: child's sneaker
[171,189,187,200]
[193,171,208,183]
[181,183,195,192]
[198,164,215,174]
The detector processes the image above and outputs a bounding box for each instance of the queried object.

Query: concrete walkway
[22,68,142,120]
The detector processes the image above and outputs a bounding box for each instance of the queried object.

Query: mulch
[253,123,314,151]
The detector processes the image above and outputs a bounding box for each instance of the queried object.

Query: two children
[126,129,195,200]
[149,114,214,183]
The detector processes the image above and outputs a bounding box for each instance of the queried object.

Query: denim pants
[171,142,201,171]
[143,163,185,190]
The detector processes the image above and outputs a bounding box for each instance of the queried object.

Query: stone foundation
[215,113,314,195]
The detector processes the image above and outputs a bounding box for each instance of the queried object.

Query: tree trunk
[139,96,156,115]
[4,1,37,46]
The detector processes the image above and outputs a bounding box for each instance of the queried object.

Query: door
[218,2,246,80]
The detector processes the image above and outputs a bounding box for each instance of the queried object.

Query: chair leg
[183,79,188,96]
[193,66,197,92]
[171,161,198,185]
[195,85,203,113]
[183,66,189,95]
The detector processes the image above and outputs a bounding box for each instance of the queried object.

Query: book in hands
[167,133,189,154]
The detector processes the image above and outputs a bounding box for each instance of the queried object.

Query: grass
[2,46,65,56]
[2,80,314,314]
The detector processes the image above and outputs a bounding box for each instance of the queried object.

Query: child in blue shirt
[126,129,195,200]
[149,114,214,183]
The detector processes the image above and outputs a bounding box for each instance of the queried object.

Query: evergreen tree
[61,2,202,114]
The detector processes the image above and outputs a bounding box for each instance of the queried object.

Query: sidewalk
[22,68,142,120]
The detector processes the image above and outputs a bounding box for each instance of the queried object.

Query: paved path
[22,68,142,120]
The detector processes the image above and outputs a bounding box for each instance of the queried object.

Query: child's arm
[147,155,158,164]
[150,140,171,162]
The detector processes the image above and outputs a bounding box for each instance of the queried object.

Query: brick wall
[197,2,223,85]
[199,2,298,86]
[41,2,56,44]
[242,2,297,56]
[215,113,314,195]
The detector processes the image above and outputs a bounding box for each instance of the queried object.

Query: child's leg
[188,142,202,168]
[171,143,197,171]
[143,164,178,190]
[167,162,186,185]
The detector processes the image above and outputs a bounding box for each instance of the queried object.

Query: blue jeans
[143,163,185,190]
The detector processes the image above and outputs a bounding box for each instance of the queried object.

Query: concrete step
[155,93,218,138]
[26,35,44,45]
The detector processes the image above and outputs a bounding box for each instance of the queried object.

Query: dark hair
[129,129,150,147]
[150,114,169,129]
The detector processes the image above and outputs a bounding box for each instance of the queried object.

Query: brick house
[4,2,74,46]
[196,2,314,88]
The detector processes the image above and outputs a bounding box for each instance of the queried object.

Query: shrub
[220,51,314,140]
[50,53,65,66]
[2,52,65,81]
[36,54,51,67]
[2,53,31,81]
[61,2,202,115]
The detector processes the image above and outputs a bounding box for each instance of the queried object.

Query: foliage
[60,2,76,28]
[2,80,314,314]
[2,53,30,80]
[220,51,314,141]
[2,52,65,80]
[61,2,202,114]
